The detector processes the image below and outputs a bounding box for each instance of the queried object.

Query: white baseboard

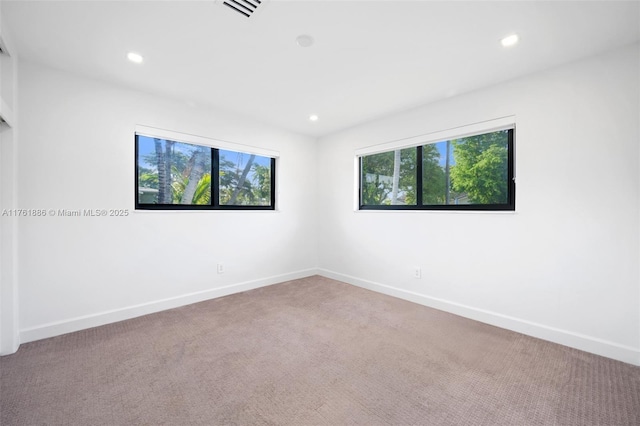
[318,268,640,366]
[16,268,640,366]
[19,268,319,345]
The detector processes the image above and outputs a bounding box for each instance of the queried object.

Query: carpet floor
[1,275,639,425]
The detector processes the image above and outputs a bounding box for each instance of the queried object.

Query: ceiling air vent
[223,0,262,18]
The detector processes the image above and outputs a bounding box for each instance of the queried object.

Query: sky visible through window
[434,141,455,168]
[138,137,270,171]
[137,136,202,170]
[219,149,270,171]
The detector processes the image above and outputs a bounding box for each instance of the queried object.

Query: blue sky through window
[432,140,455,168]
[137,136,203,170]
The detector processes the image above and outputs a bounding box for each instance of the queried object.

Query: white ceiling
[3,0,639,137]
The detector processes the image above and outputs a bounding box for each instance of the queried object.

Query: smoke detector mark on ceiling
[223,0,262,18]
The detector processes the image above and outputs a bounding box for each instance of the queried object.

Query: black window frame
[135,134,276,211]
[359,128,515,211]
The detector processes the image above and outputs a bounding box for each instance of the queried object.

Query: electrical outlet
[414,267,422,279]
[217,263,224,274]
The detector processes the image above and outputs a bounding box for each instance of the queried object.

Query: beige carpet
[1,275,639,425]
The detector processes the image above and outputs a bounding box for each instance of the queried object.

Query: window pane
[361,147,416,206]
[422,142,448,204]
[137,136,212,205]
[423,130,509,206]
[219,149,272,206]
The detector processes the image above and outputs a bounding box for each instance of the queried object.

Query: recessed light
[309,114,319,122]
[296,35,314,48]
[127,52,144,64]
[501,34,519,47]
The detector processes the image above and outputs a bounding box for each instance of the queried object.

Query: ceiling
[3,0,639,138]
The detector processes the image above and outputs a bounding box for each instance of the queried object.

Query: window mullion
[416,145,423,207]
[212,148,220,208]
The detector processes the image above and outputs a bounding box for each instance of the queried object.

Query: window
[135,134,275,210]
[359,128,514,211]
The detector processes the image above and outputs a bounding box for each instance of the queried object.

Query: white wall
[0,122,18,356]
[317,44,640,365]
[0,2,19,355]
[16,60,318,342]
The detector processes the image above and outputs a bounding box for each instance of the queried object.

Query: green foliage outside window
[450,131,509,204]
